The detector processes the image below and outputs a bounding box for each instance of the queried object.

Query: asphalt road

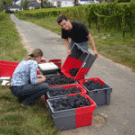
[10,14,135,135]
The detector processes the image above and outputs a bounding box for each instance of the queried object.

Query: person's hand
[43,76,46,81]
[94,50,98,58]
[37,76,46,84]
[40,76,46,82]
[67,49,72,55]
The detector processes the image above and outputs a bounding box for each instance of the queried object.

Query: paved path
[10,14,135,135]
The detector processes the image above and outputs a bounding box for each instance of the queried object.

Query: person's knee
[40,82,50,90]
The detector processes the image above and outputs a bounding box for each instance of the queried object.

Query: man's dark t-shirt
[62,21,89,43]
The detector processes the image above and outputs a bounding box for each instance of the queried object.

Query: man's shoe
[18,98,23,103]
[21,101,30,108]
[21,101,37,108]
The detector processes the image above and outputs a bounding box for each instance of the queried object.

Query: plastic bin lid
[38,62,59,70]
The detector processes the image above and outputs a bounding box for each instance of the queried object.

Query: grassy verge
[15,14,135,73]
[0,14,27,61]
[0,14,58,135]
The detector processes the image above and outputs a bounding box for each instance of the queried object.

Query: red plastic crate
[0,60,19,77]
[75,94,96,128]
[61,43,96,81]
[39,59,47,64]
[62,84,87,94]
[43,74,78,101]
[46,83,87,99]
[0,60,19,66]
[78,77,105,86]
[46,93,96,130]
[68,93,96,128]
[48,59,62,68]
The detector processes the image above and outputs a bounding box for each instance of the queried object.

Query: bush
[0,1,4,12]
[0,12,6,20]
[5,9,15,13]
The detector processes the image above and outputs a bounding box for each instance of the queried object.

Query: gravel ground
[10,14,135,135]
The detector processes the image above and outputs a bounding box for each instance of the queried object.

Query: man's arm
[64,38,72,55]
[87,34,98,57]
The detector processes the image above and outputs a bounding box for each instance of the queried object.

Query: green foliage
[18,8,66,18]
[41,0,44,8]
[3,0,12,5]
[118,0,131,2]
[0,1,4,12]
[62,1,135,37]
[5,9,15,13]
[0,12,6,20]
[0,14,27,61]
[17,1,135,36]
[23,0,29,10]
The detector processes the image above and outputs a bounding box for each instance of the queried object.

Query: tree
[3,0,12,5]
[41,0,44,8]
[44,0,53,8]
[23,0,29,10]
[74,0,78,6]
[0,1,4,12]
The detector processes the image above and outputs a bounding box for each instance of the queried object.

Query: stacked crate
[46,43,113,130]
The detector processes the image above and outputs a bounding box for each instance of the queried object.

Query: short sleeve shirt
[11,59,38,86]
[62,21,89,43]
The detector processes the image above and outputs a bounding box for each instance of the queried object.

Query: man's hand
[67,49,72,55]
[64,39,72,55]
[87,34,99,58]
[94,50,98,58]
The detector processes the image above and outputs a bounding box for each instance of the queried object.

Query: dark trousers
[70,39,88,51]
[11,82,50,105]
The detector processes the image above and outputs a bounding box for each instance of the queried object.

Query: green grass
[0,88,58,135]
[0,14,27,61]
[15,14,135,73]
[0,14,58,135]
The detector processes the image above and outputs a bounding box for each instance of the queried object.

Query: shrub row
[63,1,135,36]
[18,1,135,36]
[18,8,67,18]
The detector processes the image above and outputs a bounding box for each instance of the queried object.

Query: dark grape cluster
[69,68,79,77]
[50,94,91,111]
[83,80,104,90]
[45,75,75,85]
[49,87,81,97]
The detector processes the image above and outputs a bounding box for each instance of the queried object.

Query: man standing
[57,15,98,57]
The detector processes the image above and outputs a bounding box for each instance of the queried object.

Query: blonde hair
[24,48,43,60]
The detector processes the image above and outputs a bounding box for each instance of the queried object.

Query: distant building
[49,0,73,7]
[79,0,99,5]
[48,0,99,7]
[14,0,99,9]
[28,0,41,9]
[15,0,41,9]
[4,0,22,11]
